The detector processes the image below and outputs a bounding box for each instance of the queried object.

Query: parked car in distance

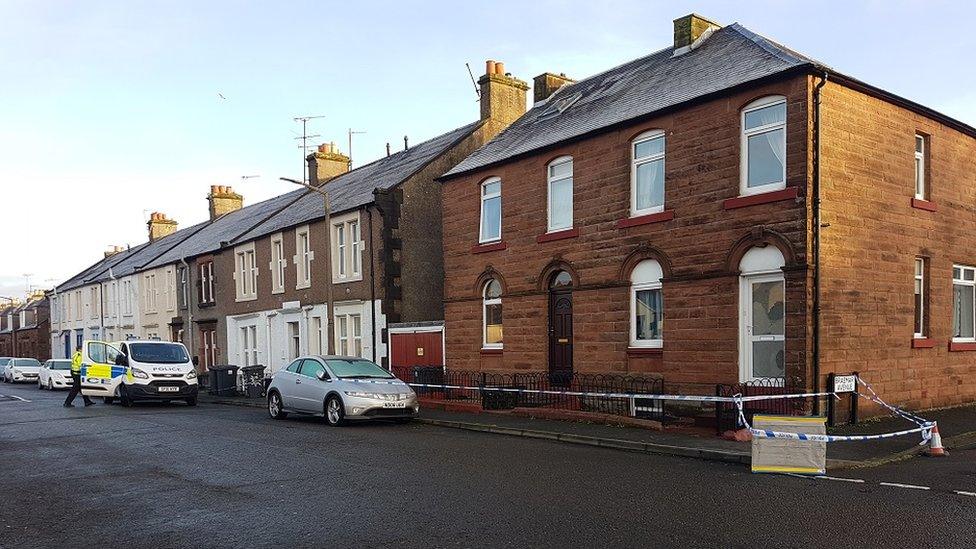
[38,359,73,390]
[267,356,418,426]
[0,358,11,379]
[4,358,42,383]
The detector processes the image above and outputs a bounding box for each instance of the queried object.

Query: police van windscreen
[129,343,189,364]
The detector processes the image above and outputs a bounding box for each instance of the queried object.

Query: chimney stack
[307,141,350,186]
[207,185,244,221]
[673,13,721,52]
[103,245,126,258]
[478,59,529,132]
[533,72,576,104]
[147,212,178,242]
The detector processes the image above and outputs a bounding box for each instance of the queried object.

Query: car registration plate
[158,386,180,393]
[382,402,405,408]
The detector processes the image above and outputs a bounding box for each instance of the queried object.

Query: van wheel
[324,395,345,426]
[119,384,133,407]
[103,397,115,405]
[268,391,287,420]
[185,396,197,407]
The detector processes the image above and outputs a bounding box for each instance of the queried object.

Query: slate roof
[233,120,481,245]
[443,23,824,178]
[56,243,147,292]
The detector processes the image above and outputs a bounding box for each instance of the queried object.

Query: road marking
[815,475,865,483]
[954,491,976,497]
[0,394,31,403]
[879,482,931,490]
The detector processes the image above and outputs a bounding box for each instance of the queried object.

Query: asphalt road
[1,383,974,549]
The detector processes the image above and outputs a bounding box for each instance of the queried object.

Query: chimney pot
[210,185,218,195]
[495,61,505,75]
[486,60,496,76]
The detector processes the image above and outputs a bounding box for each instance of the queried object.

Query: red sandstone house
[439,14,976,414]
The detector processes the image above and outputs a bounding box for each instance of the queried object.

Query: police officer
[64,345,94,407]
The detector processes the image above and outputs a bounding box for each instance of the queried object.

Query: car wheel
[268,391,287,420]
[119,384,133,407]
[324,395,345,426]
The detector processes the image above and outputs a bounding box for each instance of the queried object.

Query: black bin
[240,365,266,398]
[208,365,239,397]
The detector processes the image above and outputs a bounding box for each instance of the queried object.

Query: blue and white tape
[749,423,934,443]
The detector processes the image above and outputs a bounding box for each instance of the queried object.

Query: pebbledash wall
[442,75,813,395]
[818,81,976,410]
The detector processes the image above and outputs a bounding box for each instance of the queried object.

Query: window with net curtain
[741,96,787,195]
[547,157,573,232]
[953,265,976,341]
[480,178,502,243]
[630,260,663,347]
[483,279,503,348]
[631,131,666,215]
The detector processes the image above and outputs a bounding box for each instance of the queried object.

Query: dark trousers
[64,373,93,406]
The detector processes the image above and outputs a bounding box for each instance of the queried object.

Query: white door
[740,274,786,381]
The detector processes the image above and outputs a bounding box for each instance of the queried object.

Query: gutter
[180,257,194,359]
[812,71,828,414]
[367,206,377,363]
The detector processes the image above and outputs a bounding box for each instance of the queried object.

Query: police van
[80,339,199,406]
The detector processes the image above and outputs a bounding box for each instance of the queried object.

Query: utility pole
[280,176,333,353]
[347,128,366,169]
[293,115,325,183]
[23,273,32,296]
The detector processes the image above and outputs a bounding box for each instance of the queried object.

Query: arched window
[631,130,666,216]
[479,177,502,243]
[483,279,503,349]
[741,96,786,196]
[550,270,573,289]
[630,260,663,348]
[547,157,574,232]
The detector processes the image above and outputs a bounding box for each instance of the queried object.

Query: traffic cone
[927,424,947,457]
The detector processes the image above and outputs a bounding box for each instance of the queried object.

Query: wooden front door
[548,289,573,382]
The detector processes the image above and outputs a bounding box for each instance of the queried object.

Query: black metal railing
[392,365,665,422]
[715,376,807,434]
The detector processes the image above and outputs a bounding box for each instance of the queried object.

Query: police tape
[749,422,934,443]
[347,378,835,403]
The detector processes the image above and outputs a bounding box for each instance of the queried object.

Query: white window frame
[144,273,157,313]
[952,264,976,342]
[90,286,99,319]
[479,177,502,244]
[199,261,214,304]
[334,313,363,357]
[178,267,188,309]
[631,130,666,216]
[547,156,574,232]
[914,257,925,339]
[165,267,175,311]
[270,233,285,294]
[482,280,503,350]
[740,95,787,197]
[234,243,257,302]
[915,134,926,200]
[294,226,313,290]
[332,212,363,284]
[629,260,663,348]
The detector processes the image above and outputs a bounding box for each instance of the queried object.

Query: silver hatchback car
[267,355,419,426]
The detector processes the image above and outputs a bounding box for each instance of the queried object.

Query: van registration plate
[158,386,180,393]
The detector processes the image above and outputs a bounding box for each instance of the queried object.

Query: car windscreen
[326,359,395,379]
[128,343,189,364]
[0,359,10,366]
[51,360,72,370]
[13,359,41,367]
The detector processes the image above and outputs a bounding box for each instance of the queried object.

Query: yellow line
[752,466,824,474]
[753,415,826,424]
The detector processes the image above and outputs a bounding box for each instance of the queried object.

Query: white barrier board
[751,415,827,475]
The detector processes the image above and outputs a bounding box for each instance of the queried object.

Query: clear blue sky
[0,0,973,298]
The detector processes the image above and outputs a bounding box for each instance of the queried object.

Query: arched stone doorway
[548,270,574,383]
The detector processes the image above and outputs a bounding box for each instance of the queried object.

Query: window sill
[235,296,257,303]
[198,302,216,309]
[536,228,579,243]
[911,198,937,212]
[480,347,503,355]
[911,337,935,349]
[617,210,674,229]
[723,187,799,210]
[331,276,363,285]
[471,242,508,254]
[948,340,976,352]
[627,347,663,356]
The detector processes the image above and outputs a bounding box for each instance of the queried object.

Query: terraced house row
[50,14,976,413]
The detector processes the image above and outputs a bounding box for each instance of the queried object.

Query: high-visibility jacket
[71,351,82,374]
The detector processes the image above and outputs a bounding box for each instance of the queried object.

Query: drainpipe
[180,257,194,361]
[812,71,828,415]
[367,206,377,364]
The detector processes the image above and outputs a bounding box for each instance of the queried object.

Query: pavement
[204,391,976,469]
[2,383,975,548]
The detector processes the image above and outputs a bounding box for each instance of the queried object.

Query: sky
[1,0,973,300]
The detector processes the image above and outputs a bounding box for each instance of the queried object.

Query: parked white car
[38,359,74,390]
[4,358,42,383]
